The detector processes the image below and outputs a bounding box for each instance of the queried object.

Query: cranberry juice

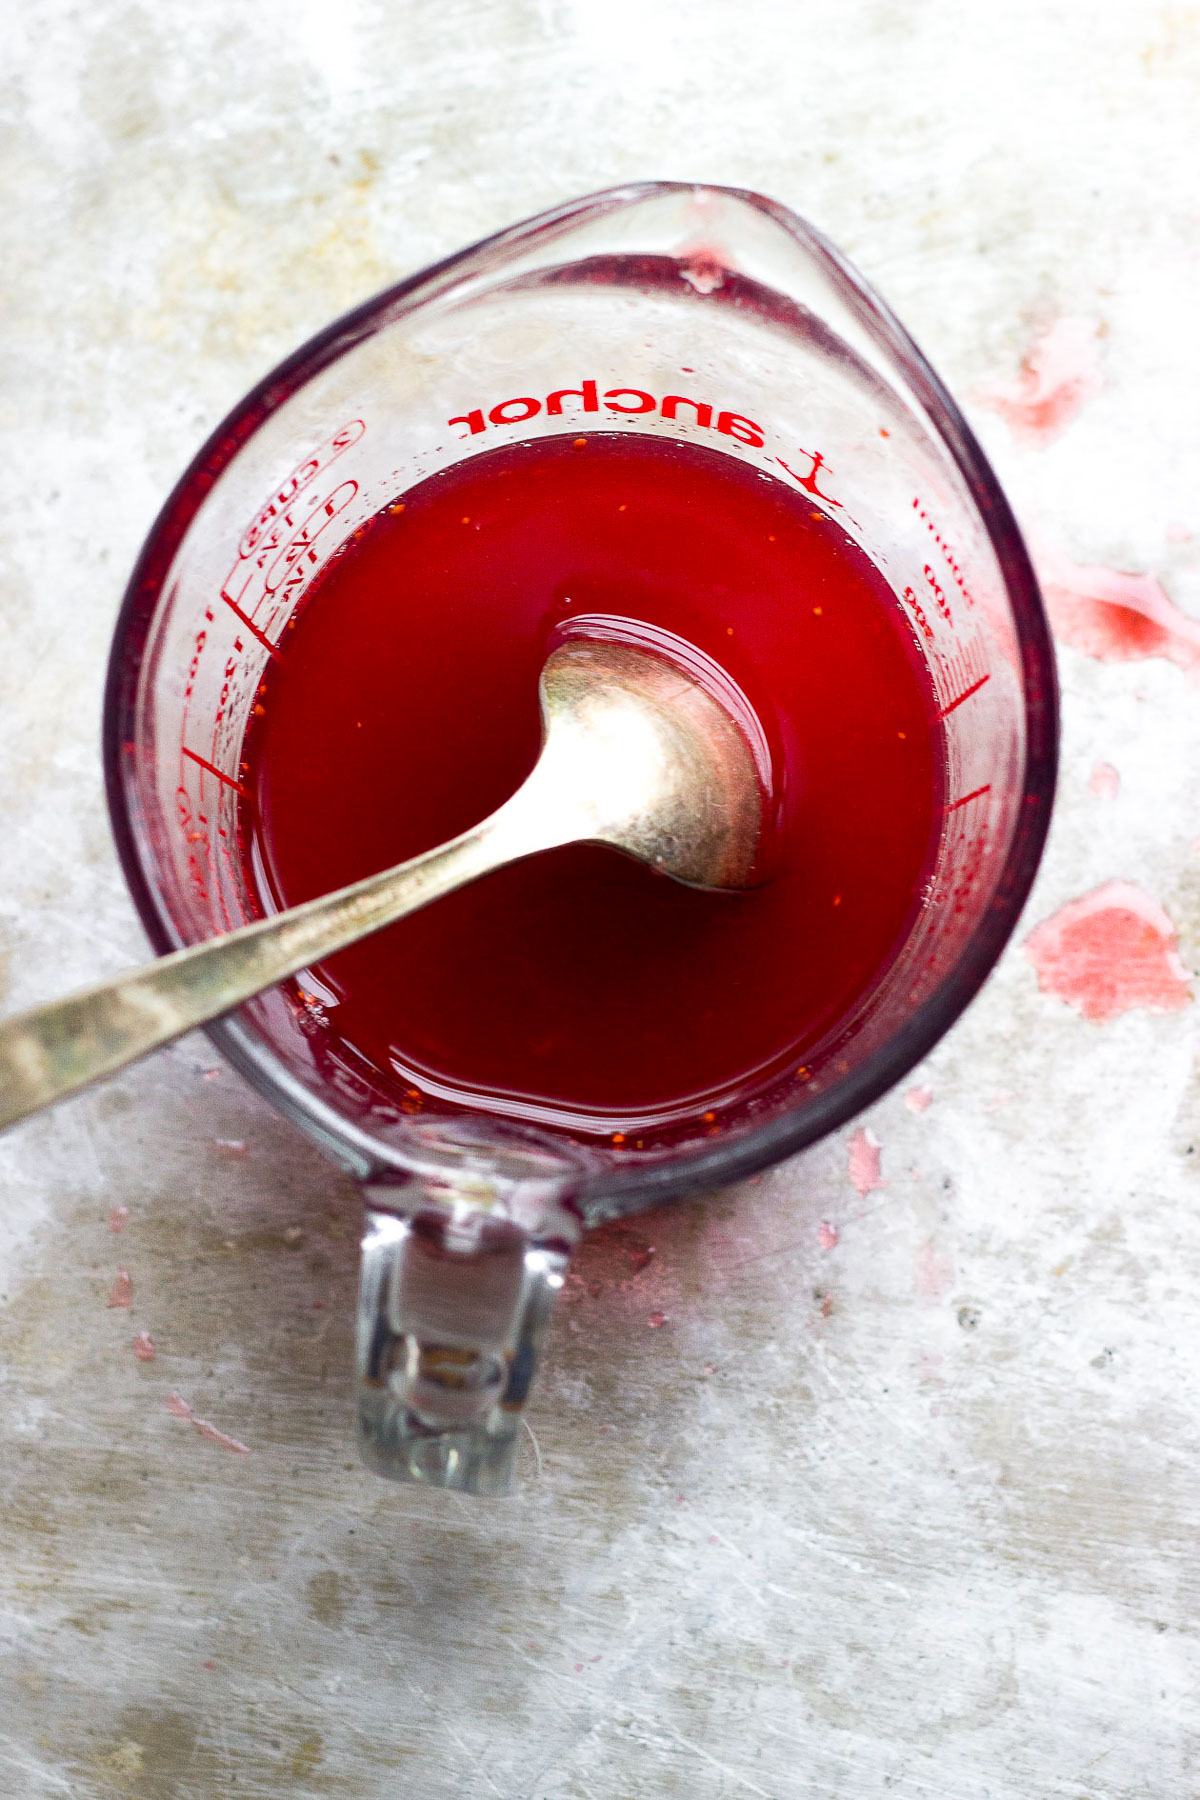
[240,434,942,1139]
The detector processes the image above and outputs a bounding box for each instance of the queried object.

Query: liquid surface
[241,434,942,1137]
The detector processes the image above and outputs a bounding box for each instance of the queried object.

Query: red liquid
[241,434,942,1139]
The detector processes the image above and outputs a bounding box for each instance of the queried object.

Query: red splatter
[202,1660,218,1671]
[1024,880,1192,1022]
[817,1220,840,1250]
[108,1205,129,1233]
[132,1331,156,1362]
[847,1126,885,1196]
[1166,522,1193,544]
[214,1138,248,1158]
[1089,761,1120,798]
[647,1312,669,1329]
[976,317,1101,446]
[165,1391,251,1455]
[106,1267,133,1309]
[1034,541,1200,680]
[904,1085,932,1114]
[915,1240,954,1302]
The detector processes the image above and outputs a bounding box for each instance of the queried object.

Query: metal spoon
[0,636,765,1134]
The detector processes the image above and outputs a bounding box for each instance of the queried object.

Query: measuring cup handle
[355,1183,573,1495]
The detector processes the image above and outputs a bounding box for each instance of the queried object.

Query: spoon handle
[0,787,564,1135]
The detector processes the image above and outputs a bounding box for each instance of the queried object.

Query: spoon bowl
[504,634,766,891]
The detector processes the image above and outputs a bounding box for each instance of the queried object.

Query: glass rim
[102,179,1058,1214]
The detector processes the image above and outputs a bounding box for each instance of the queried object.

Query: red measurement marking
[944,784,991,813]
[263,480,358,596]
[775,450,842,507]
[183,746,249,797]
[220,593,282,661]
[237,419,365,559]
[937,673,991,719]
[913,499,976,608]
[931,635,990,713]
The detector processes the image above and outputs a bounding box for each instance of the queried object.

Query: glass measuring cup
[104,183,1057,1495]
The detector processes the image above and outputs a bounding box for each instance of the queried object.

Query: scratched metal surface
[3,2,1200,1794]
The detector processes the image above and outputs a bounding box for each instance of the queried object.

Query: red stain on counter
[108,1206,129,1233]
[625,1239,656,1274]
[1024,881,1192,1021]
[106,1267,133,1309]
[848,1127,885,1197]
[1089,761,1120,798]
[905,1085,932,1114]
[131,1331,156,1362]
[1035,543,1200,680]
[976,317,1102,446]
[166,1391,251,1454]
[817,1220,840,1250]
[916,1241,954,1302]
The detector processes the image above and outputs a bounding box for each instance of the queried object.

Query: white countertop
[3,2,1199,1794]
